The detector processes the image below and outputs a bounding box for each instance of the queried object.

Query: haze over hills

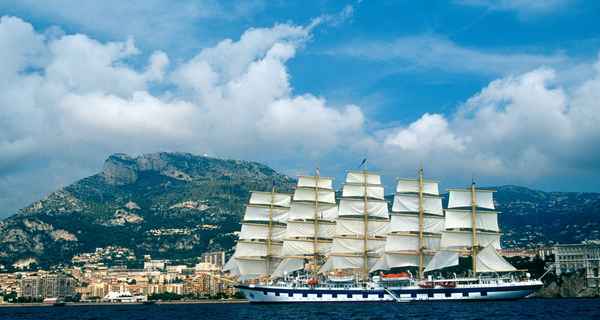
[0,152,599,268]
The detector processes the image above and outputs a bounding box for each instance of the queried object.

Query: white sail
[391,194,443,215]
[282,239,332,256]
[223,256,240,276]
[440,230,501,249]
[389,214,445,234]
[297,176,333,189]
[424,251,459,272]
[321,256,381,272]
[286,220,336,239]
[250,192,292,207]
[239,223,286,241]
[243,205,289,223]
[235,241,283,257]
[385,234,441,252]
[288,202,337,220]
[346,171,382,185]
[272,172,340,278]
[236,257,281,277]
[331,237,385,254]
[372,253,435,270]
[271,258,305,278]
[228,190,292,277]
[293,188,336,204]
[342,184,385,200]
[321,171,389,274]
[444,209,499,232]
[338,198,389,218]
[448,189,495,209]
[476,245,517,272]
[335,218,388,237]
[396,179,439,195]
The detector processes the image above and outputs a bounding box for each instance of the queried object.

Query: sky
[1,0,600,217]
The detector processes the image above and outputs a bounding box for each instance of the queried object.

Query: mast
[277,175,337,278]
[224,191,292,279]
[313,171,320,278]
[439,185,517,274]
[323,171,389,280]
[362,169,369,280]
[373,171,443,276]
[470,182,478,273]
[266,185,275,275]
[417,168,425,280]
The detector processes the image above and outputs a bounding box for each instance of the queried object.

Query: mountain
[0,152,599,268]
[0,152,295,268]
[493,185,600,248]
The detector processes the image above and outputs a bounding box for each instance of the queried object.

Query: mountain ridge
[1,152,599,268]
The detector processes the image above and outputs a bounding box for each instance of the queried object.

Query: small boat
[43,297,66,306]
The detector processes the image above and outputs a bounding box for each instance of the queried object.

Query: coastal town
[0,241,599,304]
[0,248,238,304]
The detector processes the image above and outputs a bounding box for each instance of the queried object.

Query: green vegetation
[0,152,295,267]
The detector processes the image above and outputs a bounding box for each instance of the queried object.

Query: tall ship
[225,168,543,303]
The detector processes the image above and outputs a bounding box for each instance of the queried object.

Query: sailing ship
[225,168,543,303]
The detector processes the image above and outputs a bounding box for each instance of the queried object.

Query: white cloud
[1,13,600,218]
[455,0,571,16]
[333,34,567,76]
[376,61,600,183]
[384,113,466,155]
[0,16,366,214]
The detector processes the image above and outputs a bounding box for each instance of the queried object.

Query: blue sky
[1,0,600,217]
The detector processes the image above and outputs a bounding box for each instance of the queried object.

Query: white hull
[238,280,542,303]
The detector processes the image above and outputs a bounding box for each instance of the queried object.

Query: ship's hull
[237,281,543,303]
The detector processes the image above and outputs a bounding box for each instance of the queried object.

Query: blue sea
[0,299,599,320]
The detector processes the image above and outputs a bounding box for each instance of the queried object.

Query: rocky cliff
[536,271,600,298]
[0,152,295,268]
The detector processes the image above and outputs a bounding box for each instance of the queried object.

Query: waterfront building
[19,273,76,299]
[554,243,600,287]
[0,273,20,296]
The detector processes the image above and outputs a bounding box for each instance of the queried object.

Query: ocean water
[0,299,599,320]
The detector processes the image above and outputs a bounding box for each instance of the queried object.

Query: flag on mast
[359,158,367,169]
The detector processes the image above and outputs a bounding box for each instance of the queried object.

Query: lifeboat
[418,281,434,288]
[382,272,411,279]
[439,281,456,288]
[307,278,319,286]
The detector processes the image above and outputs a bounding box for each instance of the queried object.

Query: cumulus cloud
[376,61,600,184]
[0,16,365,214]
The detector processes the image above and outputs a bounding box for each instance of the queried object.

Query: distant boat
[102,290,147,303]
[43,297,66,306]
[226,169,543,303]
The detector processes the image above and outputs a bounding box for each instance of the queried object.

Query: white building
[554,243,600,287]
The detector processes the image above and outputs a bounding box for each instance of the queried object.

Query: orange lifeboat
[307,278,319,286]
[382,272,410,279]
[439,281,456,288]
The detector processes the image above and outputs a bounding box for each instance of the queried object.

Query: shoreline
[1,297,599,307]
[0,299,249,307]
